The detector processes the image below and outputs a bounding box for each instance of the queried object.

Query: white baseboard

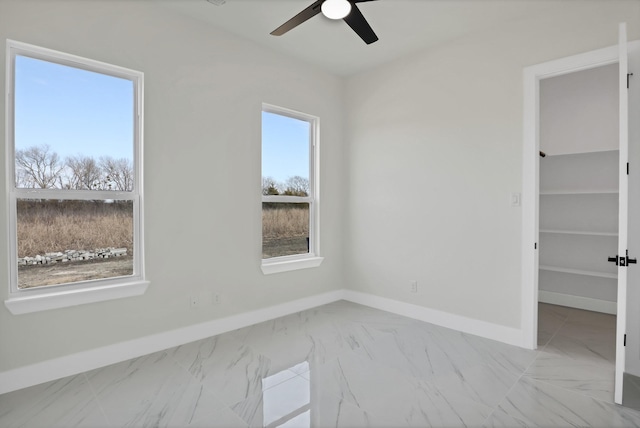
[0,289,345,395]
[343,290,525,347]
[538,290,617,315]
[0,289,528,395]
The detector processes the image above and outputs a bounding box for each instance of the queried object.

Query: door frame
[521,45,619,350]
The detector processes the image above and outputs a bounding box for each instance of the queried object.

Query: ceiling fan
[270,0,379,45]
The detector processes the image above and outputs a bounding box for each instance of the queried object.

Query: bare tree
[65,155,102,190]
[262,176,281,195]
[283,176,309,196]
[15,168,32,189]
[100,156,133,191]
[15,144,65,189]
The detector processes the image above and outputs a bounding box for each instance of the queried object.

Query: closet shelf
[543,149,619,158]
[540,189,618,195]
[539,229,618,237]
[539,265,617,279]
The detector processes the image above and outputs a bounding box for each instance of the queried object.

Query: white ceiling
[165,0,565,76]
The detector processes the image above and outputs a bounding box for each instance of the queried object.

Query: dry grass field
[19,201,306,259]
[262,204,309,240]
[17,200,133,258]
[17,200,134,288]
[262,204,309,258]
[17,201,309,287]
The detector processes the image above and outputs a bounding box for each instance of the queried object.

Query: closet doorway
[537,59,619,406]
[538,64,619,315]
[522,25,640,407]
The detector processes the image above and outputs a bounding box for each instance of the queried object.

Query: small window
[5,40,147,313]
[261,104,322,273]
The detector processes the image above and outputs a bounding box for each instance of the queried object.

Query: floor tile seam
[158,348,200,379]
[81,372,112,427]
[526,376,617,407]
[541,313,570,353]
[520,370,615,404]
[484,376,613,428]
[525,376,640,424]
[478,370,527,426]
[561,317,617,328]
[531,317,615,393]
[340,349,498,424]
[480,343,545,426]
[538,307,570,326]
[505,308,618,420]
[530,349,616,372]
[531,366,621,407]
[537,344,616,369]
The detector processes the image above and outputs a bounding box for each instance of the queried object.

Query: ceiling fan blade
[343,3,378,44]
[270,0,324,36]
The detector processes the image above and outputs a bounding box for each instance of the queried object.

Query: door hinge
[628,162,630,175]
[625,334,627,346]
[534,243,537,250]
[629,73,634,89]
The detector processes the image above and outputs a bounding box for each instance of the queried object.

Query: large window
[5,40,147,313]
[261,104,322,273]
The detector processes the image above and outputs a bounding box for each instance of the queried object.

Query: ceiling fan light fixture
[321,0,352,20]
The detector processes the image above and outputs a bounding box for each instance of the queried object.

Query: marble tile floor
[2,300,640,427]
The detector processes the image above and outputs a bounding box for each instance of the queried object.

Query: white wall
[540,64,619,155]
[344,2,639,330]
[0,0,346,372]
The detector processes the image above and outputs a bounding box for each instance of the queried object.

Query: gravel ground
[17,255,134,289]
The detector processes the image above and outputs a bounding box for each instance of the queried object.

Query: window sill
[4,280,149,315]
[261,256,324,275]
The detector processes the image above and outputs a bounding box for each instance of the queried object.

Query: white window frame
[261,103,323,274]
[4,40,148,314]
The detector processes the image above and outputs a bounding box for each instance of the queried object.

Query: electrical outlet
[410,280,418,293]
[190,295,199,308]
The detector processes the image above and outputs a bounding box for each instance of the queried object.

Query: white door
[617,28,640,407]
[615,22,631,405]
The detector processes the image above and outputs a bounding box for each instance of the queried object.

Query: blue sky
[14,55,134,161]
[262,111,310,185]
